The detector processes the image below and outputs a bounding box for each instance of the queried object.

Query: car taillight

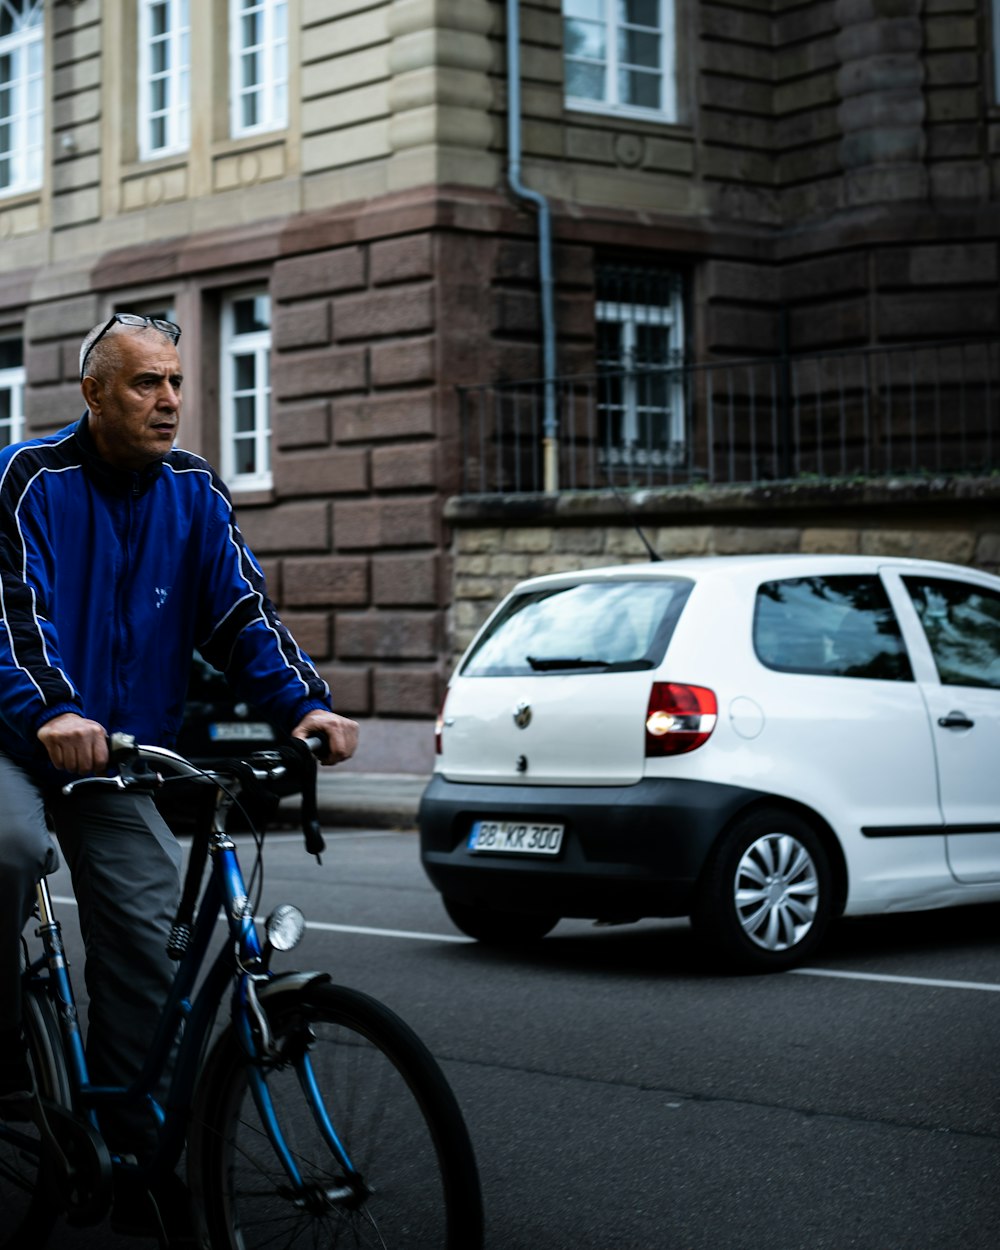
[434,693,448,755]
[645,683,717,756]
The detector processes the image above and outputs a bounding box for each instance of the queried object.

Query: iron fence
[456,339,1000,495]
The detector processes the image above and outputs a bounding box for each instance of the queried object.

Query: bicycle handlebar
[62,733,329,859]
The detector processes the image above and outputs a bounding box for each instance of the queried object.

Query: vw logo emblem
[513,701,532,729]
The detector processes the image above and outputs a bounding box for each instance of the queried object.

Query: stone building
[1,0,998,770]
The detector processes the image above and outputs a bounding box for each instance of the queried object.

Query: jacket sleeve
[0,452,85,741]
[195,475,332,732]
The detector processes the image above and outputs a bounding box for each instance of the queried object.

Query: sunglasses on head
[80,313,182,381]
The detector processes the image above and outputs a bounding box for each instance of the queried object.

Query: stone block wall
[446,479,1000,667]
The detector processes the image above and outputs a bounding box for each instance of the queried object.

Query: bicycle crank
[35,1099,113,1226]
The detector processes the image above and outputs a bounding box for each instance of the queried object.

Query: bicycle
[0,733,484,1249]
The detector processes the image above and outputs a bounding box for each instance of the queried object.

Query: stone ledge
[443,475,1000,526]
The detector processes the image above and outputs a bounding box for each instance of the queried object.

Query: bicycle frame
[23,762,355,1194]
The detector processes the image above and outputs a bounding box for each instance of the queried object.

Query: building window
[122,302,176,322]
[596,264,685,471]
[139,0,190,160]
[221,292,271,490]
[0,337,25,448]
[563,0,675,120]
[230,0,287,137]
[0,1,44,197]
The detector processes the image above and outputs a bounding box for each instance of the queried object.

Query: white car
[419,555,1000,970]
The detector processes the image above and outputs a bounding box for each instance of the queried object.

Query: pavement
[279,770,430,830]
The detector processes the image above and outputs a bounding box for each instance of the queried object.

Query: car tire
[692,808,833,972]
[443,897,560,944]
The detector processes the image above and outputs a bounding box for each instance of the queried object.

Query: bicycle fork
[242,1020,364,1209]
[213,831,363,1206]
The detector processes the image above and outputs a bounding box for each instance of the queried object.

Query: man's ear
[81,375,101,413]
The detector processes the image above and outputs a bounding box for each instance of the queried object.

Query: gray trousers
[0,751,182,1160]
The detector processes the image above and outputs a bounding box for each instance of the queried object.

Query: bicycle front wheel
[189,981,483,1249]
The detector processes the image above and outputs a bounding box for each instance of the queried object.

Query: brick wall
[224,195,596,736]
[239,226,447,729]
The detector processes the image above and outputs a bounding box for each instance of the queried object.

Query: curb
[279,773,429,831]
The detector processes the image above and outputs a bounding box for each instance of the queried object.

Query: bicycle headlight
[264,903,305,953]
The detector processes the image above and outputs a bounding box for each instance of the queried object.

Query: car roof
[508,553,999,593]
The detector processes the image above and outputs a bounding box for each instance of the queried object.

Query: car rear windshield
[753,575,913,681]
[460,578,694,678]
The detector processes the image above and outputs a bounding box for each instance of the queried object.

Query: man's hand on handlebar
[291,709,359,766]
[38,713,110,775]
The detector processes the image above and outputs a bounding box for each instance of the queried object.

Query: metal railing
[456,339,1000,495]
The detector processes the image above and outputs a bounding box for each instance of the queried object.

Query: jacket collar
[74,414,164,497]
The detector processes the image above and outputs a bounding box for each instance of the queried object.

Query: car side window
[754,576,913,680]
[903,576,1000,689]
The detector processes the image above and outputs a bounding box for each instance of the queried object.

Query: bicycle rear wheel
[0,987,69,1249]
[189,981,483,1250]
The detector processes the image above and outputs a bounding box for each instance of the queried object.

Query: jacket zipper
[110,480,140,729]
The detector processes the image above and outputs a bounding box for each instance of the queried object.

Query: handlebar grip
[287,736,326,862]
[304,819,326,858]
[108,732,138,764]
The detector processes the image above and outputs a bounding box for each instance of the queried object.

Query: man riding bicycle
[0,313,358,1242]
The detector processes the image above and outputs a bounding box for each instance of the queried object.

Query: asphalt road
[27,825,1000,1249]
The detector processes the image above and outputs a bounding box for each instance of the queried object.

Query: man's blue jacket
[0,417,331,777]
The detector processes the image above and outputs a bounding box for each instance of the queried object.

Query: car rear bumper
[418,774,761,920]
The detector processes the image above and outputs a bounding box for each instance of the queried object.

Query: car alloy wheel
[734,832,819,952]
[692,808,833,972]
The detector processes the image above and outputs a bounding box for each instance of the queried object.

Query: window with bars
[595,265,686,469]
[230,0,287,138]
[563,0,675,121]
[0,337,25,448]
[0,0,43,197]
[139,0,190,160]
[221,292,272,490]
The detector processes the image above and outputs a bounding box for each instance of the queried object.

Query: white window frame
[220,292,272,491]
[138,0,191,161]
[0,0,44,197]
[229,0,288,138]
[596,282,685,468]
[0,342,25,448]
[563,0,676,123]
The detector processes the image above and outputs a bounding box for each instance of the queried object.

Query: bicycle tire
[189,981,484,1250]
[0,987,70,1250]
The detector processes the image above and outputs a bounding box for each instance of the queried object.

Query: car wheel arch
[704,795,848,919]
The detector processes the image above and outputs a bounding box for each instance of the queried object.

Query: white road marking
[791,966,1000,993]
[46,896,1000,986]
[50,896,468,944]
[305,921,471,944]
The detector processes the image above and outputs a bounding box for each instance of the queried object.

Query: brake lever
[287,736,326,863]
[61,775,129,796]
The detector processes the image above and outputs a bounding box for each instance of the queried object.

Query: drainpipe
[506,0,559,491]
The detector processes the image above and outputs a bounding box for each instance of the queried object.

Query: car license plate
[209,722,275,742]
[468,820,564,856]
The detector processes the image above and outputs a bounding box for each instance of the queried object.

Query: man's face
[82,331,183,471]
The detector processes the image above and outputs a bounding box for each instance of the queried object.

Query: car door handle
[938,711,974,730]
